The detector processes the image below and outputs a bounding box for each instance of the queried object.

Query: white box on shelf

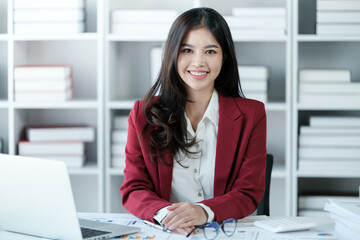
[114,116,129,130]
[14,88,73,102]
[19,154,86,168]
[14,9,85,22]
[14,65,72,80]
[112,130,127,143]
[14,77,72,91]
[309,116,360,127]
[14,0,85,9]
[300,126,360,135]
[14,22,85,34]
[26,125,95,142]
[317,11,360,23]
[299,135,360,147]
[18,141,85,155]
[317,24,360,35]
[316,0,360,11]
[232,7,286,17]
[299,69,351,82]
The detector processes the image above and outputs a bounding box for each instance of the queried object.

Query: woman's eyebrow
[180,43,219,48]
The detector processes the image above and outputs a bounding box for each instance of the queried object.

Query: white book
[14,9,85,22]
[231,28,286,38]
[241,79,267,91]
[18,141,85,155]
[111,10,177,24]
[14,0,85,9]
[324,199,360,222]
[299,159,360,170]
[317,11,360,23]
[317,0,360,11]
[15,88,73,102]
[317,24,360,35]
[299,196,359,210]
[232,8,286,17]
[26,125,95,142]
[19,154,86,168]
[310,116,360,127]
[298,93,360,104]
[299,135,360,147]
[224,16,286,29]
[300,126,360,135]
[112,143,126,156]
[299,82,360,94]
[150,46,163,85]
[14,77,72,91]
[299,69,351,82]
[238,66,269,79]
[112,130,128,143]
[14,65,72,80]
[245,92,267,103]
[299,147,360,159]
[111,23,171,37]
[114,116,128,130]
[14,22,85,34]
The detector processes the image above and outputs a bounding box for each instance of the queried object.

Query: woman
[120,7,267,235]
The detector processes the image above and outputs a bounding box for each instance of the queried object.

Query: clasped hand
[161,202,208,235]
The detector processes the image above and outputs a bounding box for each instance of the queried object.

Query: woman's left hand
[161,202,208,232]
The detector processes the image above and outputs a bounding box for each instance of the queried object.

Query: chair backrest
[257,154,274,216]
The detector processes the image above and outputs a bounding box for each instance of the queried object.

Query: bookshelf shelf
[296,35,360,42]
[13,33,100,41]
[0,35,7,40]
[297,171,360,179]
[0,101,8,108]
[13,100,99,109]
[297,104,360,111]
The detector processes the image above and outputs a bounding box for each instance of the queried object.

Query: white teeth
[189,71,207,76]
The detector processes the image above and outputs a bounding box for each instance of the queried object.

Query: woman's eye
[206,50,216,54]
[183,49,192,53]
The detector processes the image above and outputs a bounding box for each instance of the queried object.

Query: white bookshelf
[291,0,360,216]
[6,0,357,218]
[1,0,105,213]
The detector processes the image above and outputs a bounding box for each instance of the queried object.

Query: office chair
[257,154,274,216]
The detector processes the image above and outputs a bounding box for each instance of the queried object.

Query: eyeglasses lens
[222,218,236,236]
[203,222,219,240]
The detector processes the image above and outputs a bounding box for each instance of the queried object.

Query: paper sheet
[78,213,340,240]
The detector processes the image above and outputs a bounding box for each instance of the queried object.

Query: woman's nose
[192,52,205,67]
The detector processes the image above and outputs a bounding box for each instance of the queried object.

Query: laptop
[0,154,140,240]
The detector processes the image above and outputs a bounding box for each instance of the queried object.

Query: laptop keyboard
[81,227,111,238]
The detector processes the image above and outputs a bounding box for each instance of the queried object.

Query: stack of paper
[224,7,286,38]
[238,66,269,103]
[112,115,129,169]
[316,0,360,35]
[14,65,73,102]
[111,10,178,39]
[324,199,360,239]
[298,116,360,171]
[18,125,95,168]
[13,0,86,34]
[298,195,358,217]
[298,69,360,104]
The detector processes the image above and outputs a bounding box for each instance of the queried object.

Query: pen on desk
[143,220,172,233]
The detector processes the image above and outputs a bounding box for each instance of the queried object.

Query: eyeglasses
[186,218,237,240]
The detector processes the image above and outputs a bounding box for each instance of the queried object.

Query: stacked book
[0,138,3,153]
[150,46,163,86]
[238,66,269,103]
[18,125,95,168]
[224,7,286,38]
[324,198,360,239]
[111,10,178,39]
[112,115,129,169]
[316,0,360,35]
[298,69,360,104]
[14,65,73,102]
[298,116,360,171]
[298,195,358,217]
[13,0,86,34]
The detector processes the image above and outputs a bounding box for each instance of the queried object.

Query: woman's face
[177,27,223,96]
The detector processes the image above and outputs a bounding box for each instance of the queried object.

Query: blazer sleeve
[120,101,171,222]
[199,101,267,221]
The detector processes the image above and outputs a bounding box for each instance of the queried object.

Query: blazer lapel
[214,95,243,197]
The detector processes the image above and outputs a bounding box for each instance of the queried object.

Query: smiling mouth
[188,71,209,79]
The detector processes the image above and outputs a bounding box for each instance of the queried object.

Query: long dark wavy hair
[143,7,244,165]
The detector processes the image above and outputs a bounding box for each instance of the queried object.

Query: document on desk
[78,213,339,240]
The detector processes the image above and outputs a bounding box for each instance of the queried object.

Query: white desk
[0,213,346,240]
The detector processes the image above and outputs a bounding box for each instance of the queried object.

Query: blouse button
[194,169,198,173]
[198,192,202,197]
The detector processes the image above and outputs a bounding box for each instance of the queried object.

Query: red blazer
[120,94,267,222]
